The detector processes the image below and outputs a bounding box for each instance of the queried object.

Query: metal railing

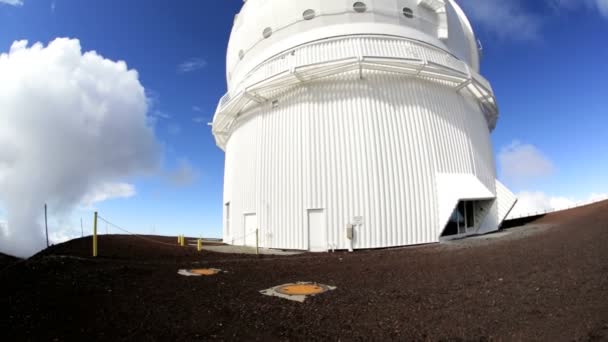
[212,35,498,149]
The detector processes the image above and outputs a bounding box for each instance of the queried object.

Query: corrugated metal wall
[223,71,500,250]
[496,180,518,225]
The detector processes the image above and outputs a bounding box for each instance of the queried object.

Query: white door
[244,213,257,247]
[308,209,327,252]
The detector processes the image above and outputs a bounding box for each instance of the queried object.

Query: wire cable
[97,215,190,248]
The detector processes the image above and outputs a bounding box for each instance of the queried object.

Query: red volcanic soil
[2,201,608,341]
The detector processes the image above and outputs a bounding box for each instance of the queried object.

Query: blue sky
[0,0,606,242]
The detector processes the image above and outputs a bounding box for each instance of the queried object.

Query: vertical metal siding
[223,71,498,250]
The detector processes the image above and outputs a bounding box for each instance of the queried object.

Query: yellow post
[93,211,98,257]
[256,228,259,256]
[197,239,202,252]
[180,235,185,247]
[177,235,180,244]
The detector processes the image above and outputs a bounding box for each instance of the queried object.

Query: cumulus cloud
[80,182,136,208]
[508,192,608,218]
[0,38,160,257]
[177,58,207,73]
[0,0,23,6]
[498,141,555,186]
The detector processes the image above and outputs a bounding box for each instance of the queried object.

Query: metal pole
[80,218,84,237]
[93,212,98,257]
[256,228,259,256]
[44,204,49,247]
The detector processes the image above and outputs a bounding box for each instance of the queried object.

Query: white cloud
[0,220,8,240]
[599,0,608,16]
[80,182,136,207]
[0,0,23,6]
[498,141,555,186]
[192,106,202,112]
[0,38,161,257]
[589,193,608,202]
[147,110,171,127]
[552,0,608,17]
[459,0,608,41]
[508,191,608,218]
[193,117,208,124]
[177,58,207,73]
[458,0,542,41]
[165,159,199,187]
[168,123,182,135]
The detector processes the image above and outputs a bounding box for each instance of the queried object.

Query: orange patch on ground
[189,269,220,276]
[276,284,327,295]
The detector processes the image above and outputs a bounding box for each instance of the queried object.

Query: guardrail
[506,197,608,220]
[212,35,498,149]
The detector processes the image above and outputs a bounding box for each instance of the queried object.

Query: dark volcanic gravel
[0,252,20,270]
[2,201,607,341]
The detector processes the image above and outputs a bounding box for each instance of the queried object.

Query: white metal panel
[496,180,518,225]
[219,0,503,251]
[221,71,499,250]
[435,173,495,237]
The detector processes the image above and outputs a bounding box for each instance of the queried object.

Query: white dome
[211,0,512,253]
[227,0,479,89]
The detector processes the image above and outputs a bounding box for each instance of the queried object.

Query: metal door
[308,209,327,252]
[244,213,257,247]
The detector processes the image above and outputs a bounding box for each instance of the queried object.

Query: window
[262,27,273,39]
[303,9,316,20]
[403,7,414,19]
[353,2,367,13]
[442,201,478,237]
[272,100,279,108]
[466,201,475,229]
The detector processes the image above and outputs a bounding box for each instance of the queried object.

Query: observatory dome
[227,0,480,90]
[212,0,517,252]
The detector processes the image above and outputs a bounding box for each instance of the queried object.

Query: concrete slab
[201,245,303,255]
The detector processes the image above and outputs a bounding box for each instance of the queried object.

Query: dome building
[212,0,517,251]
